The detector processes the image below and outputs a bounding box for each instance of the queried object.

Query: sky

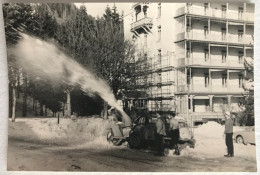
[74,3,132,18]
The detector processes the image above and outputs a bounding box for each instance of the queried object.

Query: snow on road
[8,118,257,171]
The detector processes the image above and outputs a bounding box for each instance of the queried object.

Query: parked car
[233,126,255,145]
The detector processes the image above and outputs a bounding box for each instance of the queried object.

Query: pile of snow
[9,117,113,148]
[178,122,256,161]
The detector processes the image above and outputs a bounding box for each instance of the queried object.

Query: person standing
[224,111,234,157]
[169,115,180,155]
[155,113,166,156]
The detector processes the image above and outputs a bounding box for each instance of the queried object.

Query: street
[8,138,257,172]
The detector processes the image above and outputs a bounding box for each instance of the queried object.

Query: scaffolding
[129,52,176,113]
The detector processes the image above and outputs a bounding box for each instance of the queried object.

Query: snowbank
[9,119,256,161]
[8,117,112,148]
[178,122,256,161]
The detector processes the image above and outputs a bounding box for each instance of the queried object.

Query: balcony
[176,84,244,94]
[191,112,225,121]
[175,5,254,22]
[130,17,153,34]
[176,30,254,46]
[177,56,244,68]
[188,6,210,16]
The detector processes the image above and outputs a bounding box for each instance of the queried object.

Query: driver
[154,113,166,156]
[168,115,180,155]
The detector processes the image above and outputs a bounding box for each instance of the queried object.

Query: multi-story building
[124,2,254,124]
[124,3,177,113]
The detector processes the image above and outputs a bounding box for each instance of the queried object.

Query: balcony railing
[177,30,254,45]
[179,56,244,68]
[176,5,254,22]
[176,84,244,94]
[130,17,153,32]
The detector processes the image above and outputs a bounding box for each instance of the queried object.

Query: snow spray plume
[10,34,132,126]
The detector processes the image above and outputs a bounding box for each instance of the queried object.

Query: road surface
[7,138,257,172]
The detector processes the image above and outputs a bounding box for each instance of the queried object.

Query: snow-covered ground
[180,122,256,161]
[9,117,113,148]
[8,118,257,171]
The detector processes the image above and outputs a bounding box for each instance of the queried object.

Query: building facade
[124,2,254,124]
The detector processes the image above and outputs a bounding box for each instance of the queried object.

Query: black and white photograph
[1,2,257,172]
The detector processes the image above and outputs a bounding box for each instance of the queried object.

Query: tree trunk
[34,100,38,116]
[62,102,65,117]
[9,85,13,118]
[40,103,43,116]
[103,101,108,119]
[66,90,71,118]
[22,75,27,117]
[11,86,16,122]
[17,74,20,99]
[44,106,47,116]
[32,96,34,110]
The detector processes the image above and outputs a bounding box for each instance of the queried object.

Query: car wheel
[107,130,120,145]
[128,132,142,149]
[107,130,113,142]
[236,136,245,144]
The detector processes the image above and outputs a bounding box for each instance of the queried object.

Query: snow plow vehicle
[107,114,195,149]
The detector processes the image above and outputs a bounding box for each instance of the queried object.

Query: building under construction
[123,2,254,124]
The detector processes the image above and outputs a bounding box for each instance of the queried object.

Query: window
[186,18,191,32]
[222,5,227,18]
[158,73,162,83]
[238,30,243,42]
[144,53,148,60]
[205,100,210,111]
[223,98,227,105]
[204,3,209,15]
[239,74,243,88]
[187,3,192,12]
[158,3,161,17]
[222,50,227,63]
[238,51,244,63]
[144,34,147,47]
[204,26,209,38]
[221,28,226,41]
[238,7,243,20]
[158,49,161,63]
[139,99,147,108]
[157,25,161,41]
[222,73,227,87]
[186,47,191,58]
[204,73,209,87]
[187,72,192,85]
[143,5,148,17]
[204,49,209,61]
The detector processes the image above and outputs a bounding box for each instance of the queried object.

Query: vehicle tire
[128,132,142,149]
[107,130,113,142]
[107,130,120,145]
[236,136,245,144]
